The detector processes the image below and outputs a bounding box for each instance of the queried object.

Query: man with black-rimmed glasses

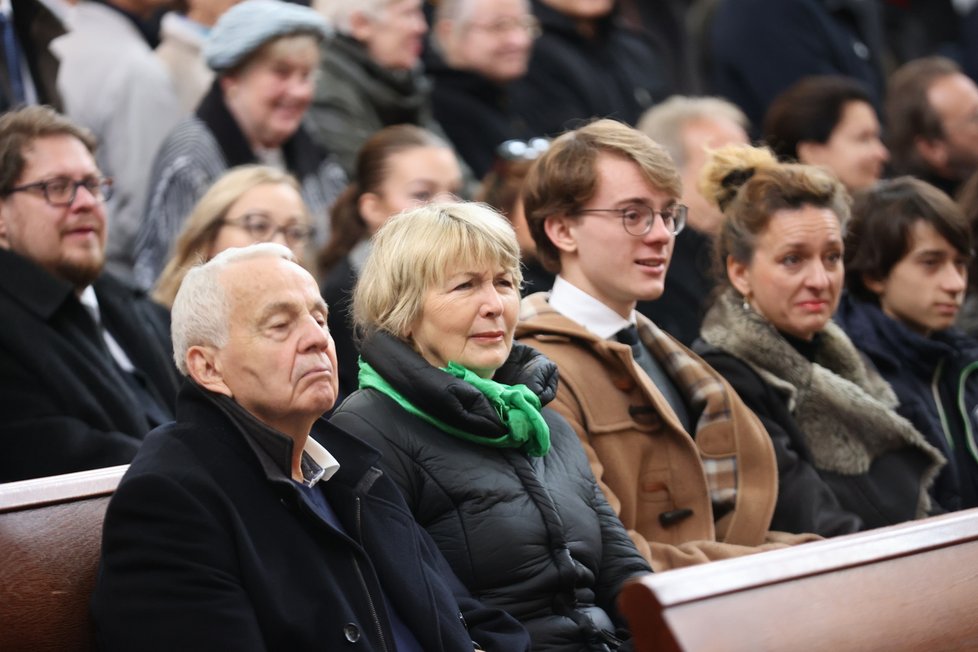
[0,105,179,483]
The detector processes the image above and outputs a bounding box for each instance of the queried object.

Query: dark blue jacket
[92,382,530,652]
[836,294,978,511]
[709,0,885,131]
[508,0,672,137]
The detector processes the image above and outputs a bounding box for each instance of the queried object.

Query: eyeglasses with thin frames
[577,203,687,237]
[222,212,316,248]
[468,16,541,38]
[4,176,114,206]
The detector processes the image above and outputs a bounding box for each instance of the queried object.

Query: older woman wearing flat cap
[133,0,347,291]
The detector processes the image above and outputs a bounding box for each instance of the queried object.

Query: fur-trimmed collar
[701,290,944,491]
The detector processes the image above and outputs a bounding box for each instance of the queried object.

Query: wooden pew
[0,465,127,652]
[620,508,978,651]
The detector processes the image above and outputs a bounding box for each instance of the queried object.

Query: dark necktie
[83,302,171,429]
[615,324,643,358]
[614,323,692,432]
[0,11,26,106]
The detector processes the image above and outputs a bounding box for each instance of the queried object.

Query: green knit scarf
[358,358,551,456]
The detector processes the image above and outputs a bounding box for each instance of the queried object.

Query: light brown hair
[522,119,681,273]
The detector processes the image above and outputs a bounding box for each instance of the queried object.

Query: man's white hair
[311,0,389,34]
[170,243,296,375]
[431,0,531,52]
[637,95,749,168]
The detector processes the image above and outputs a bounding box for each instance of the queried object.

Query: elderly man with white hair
[92,242,530,652]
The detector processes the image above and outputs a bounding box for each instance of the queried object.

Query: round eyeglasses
[223,212,316,247]
[577,203,687,236]
[4,176,114,206]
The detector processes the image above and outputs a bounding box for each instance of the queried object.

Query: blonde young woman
[154,165,315,308]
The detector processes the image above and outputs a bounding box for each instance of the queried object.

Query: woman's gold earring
[742,293,751,311]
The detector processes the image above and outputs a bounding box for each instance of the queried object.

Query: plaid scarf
[519,292,739,516]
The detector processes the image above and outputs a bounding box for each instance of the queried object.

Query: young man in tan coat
[515,119,817,571]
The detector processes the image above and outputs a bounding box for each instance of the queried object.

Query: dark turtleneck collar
[779,329,823,363]
[195,79,326,180]
[183,380,334,487]
[424,46,508,102]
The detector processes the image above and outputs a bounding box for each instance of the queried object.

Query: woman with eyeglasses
[153,165,315,309]
[692,143,945,536]
[133,0,346,291]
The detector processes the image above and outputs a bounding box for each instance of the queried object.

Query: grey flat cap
[204,0,332,72]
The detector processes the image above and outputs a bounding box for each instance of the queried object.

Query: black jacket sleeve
[92,470,267,651]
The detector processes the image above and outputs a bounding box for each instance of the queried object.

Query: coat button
[659,508,694,527]
[343,623,361,643]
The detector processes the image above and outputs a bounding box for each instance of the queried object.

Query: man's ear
[915,135,949,172]
[348,9,374,42]
[0,201,9,249]
[862,272,886,296]
[543,213,579,255]
[434,19,456,56]
[727,254,751,298]
[185,345,232,397]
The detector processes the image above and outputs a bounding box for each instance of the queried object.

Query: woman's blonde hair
[153,165,306,308]
[353,201,522,338]
[700,143,851,287]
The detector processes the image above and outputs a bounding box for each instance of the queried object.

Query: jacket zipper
[932,358,955,452]
[352,495,390,652]
[956,361,978,465]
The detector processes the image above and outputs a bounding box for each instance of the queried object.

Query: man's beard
[56,250,104,289]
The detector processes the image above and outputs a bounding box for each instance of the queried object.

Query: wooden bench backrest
[620,508,978,652]
[0,465,126,652]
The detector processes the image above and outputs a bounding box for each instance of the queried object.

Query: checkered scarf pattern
[520,293,739,515]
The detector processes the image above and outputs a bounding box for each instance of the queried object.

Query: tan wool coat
[517,293,818,571]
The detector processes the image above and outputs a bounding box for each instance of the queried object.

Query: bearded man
[0,105,179,482]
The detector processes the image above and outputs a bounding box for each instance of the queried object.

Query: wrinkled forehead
[222,256,319,311]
